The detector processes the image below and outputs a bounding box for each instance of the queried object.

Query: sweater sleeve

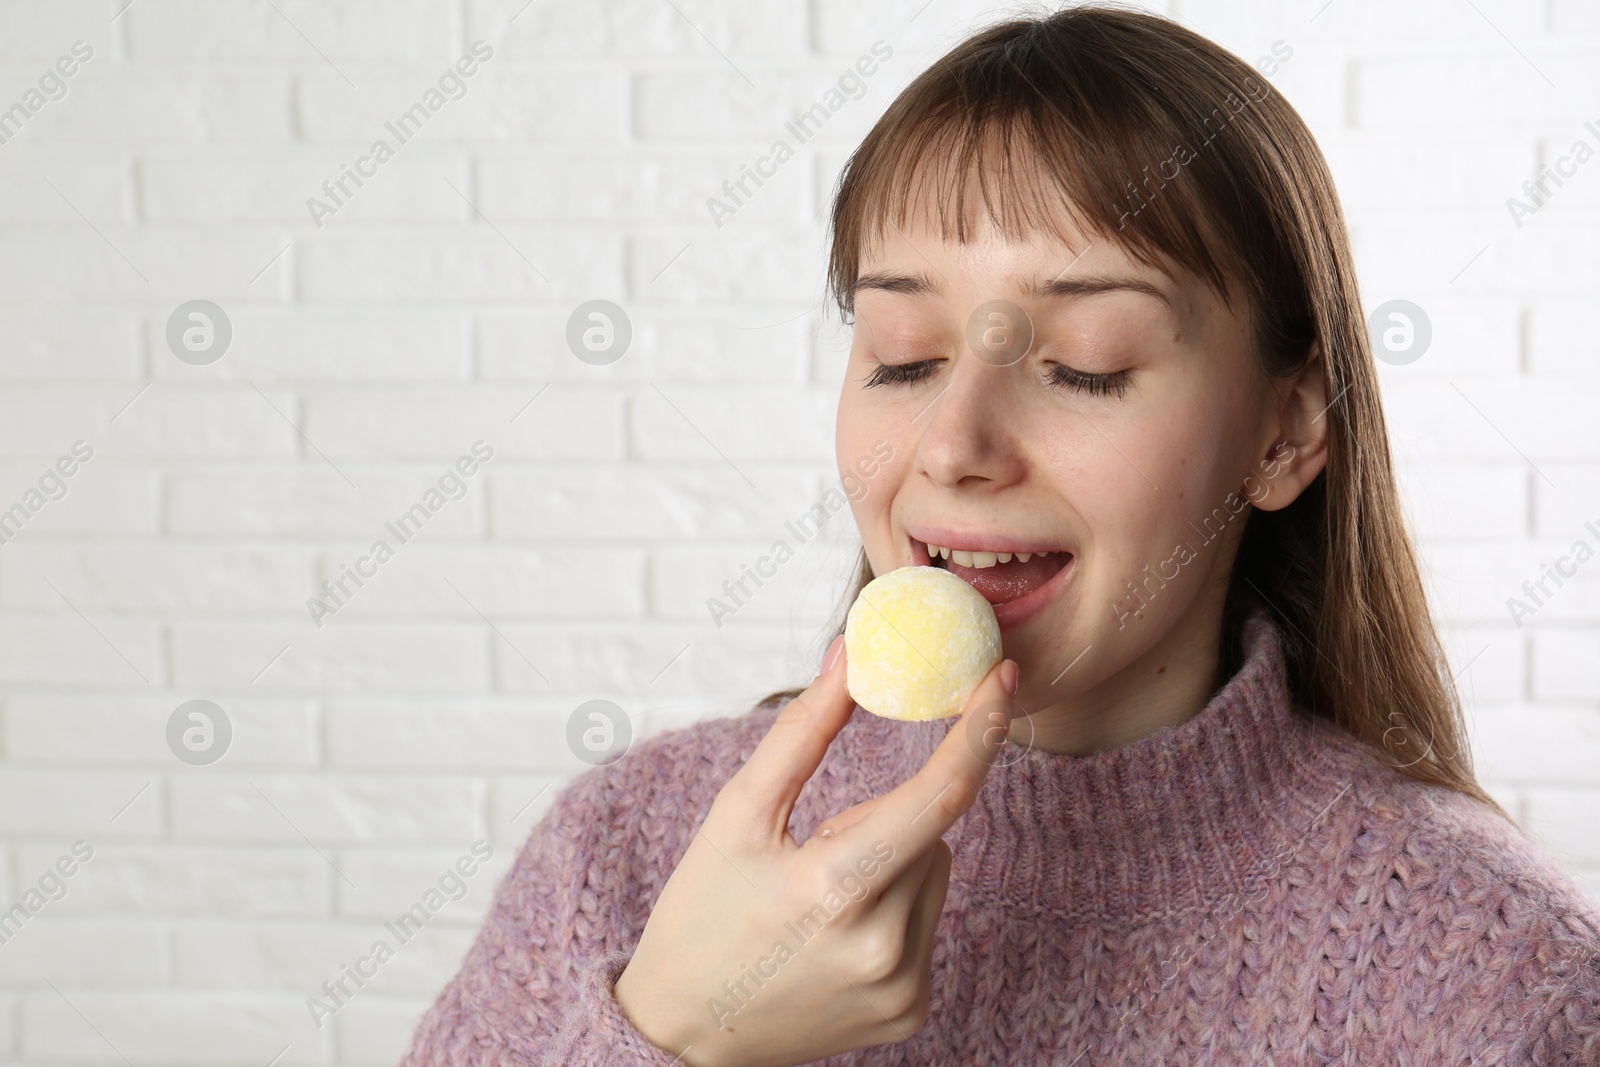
[397,764,695,1067]
[1507,923,1600,1065]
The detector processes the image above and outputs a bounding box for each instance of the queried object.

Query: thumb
[956,658,1022,768]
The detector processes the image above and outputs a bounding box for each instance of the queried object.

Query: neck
[1009,585,1229,756]
[874,605,1353,922]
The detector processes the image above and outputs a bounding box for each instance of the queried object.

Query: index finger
[719,636,856,837]
[839,657,1018,887]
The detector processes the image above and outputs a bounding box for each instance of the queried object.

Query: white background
[0,0,1596,1063]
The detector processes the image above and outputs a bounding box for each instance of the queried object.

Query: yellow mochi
[844,565,1003,721]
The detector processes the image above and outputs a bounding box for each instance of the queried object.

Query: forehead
[839,125,1245,321]
[853,211,1198,317]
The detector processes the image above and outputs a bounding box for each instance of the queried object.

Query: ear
[1245,343,1331,513]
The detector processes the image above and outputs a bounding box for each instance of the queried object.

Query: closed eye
[864,358,1132,398]
[864,359,940,388]
[1045,363,1132,398]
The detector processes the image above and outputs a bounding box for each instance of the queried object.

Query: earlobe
[1242,438,1308,512]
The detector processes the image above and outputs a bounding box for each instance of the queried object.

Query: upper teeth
[924,543,1056,568]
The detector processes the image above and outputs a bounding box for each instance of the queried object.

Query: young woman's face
[836,209,1309,721]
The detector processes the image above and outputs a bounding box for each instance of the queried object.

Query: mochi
[844,565,1002,721]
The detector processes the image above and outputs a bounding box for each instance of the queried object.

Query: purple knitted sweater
[400,612,1600,1064]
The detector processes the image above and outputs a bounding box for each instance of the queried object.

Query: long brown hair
[761,4,1508,821]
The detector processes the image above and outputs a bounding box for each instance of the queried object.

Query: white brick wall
[0,0,1596,1062]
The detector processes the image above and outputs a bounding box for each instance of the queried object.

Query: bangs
[827,13,1286,325]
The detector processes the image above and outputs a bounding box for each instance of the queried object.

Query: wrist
[614,963,708,1065]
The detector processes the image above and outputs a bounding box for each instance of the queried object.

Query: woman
[401,7,1600,1064]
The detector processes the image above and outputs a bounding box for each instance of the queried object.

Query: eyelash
[862,361,942,390]
[864,359,1132,399]
[1046,363,1133,399]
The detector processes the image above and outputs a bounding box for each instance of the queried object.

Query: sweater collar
[882,608,1355,922]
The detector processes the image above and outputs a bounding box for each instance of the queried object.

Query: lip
[904,523,1070,556]
[906,531,1074,632]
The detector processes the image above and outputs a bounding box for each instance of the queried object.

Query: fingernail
[822,635,845,675]
[1000,659,1020,697]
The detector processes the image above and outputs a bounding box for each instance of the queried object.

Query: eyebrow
[852,270,1171,308]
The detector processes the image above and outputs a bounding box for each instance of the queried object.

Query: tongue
[942,553,1069,605]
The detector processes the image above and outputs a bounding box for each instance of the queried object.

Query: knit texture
[399,610,1600,1065]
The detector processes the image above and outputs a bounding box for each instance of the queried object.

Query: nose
[912,355,1026,492]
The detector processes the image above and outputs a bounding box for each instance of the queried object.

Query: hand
[614,637,1020,1067]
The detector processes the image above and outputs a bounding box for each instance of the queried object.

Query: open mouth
[911,537,1072,607]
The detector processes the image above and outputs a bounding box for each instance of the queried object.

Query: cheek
[835,388,886,484]
[1044,397,1237,586]
[836,388,905,570]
